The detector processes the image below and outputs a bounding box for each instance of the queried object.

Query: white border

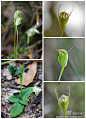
[1,0,86,119]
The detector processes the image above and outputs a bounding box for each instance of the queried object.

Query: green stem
[60,30,63,37]
[20,63,24,100]
[63,113,66,118]
[14,25,16,57]
[58,67,64,81]
[27,36,30,47]
[55,87,58,100]
[20,73,22,100]
[17,27,18,45]
[16,26,18,58]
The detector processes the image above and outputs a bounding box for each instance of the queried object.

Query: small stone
[7,88,10,91]
[3,88,6,92]
[36,108,39,112]
[7,107,11,112]
[27,107,30,112]
[2,101,5,105]
[9,62,16,66]
[25,107,28,112]
[5,107,8,112]
[1,76,5,80]
[2,68,12,80]
[30,110,32,113]
[33,86,42,92]
[38,75,42,80]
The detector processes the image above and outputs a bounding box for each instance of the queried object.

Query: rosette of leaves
[8,87,33,117]
[58,4,74,37]
[55,86,71,118]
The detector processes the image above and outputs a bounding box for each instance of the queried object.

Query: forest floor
[1,60,42,118]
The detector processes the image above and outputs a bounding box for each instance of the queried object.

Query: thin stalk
[60,30,63,37]
[15,26,17,59]
[16,27,18,58]
[67,45,75,53]
[20,73,22,100]
[27,36,30,47]
[20,63,24,100]
[14,25,16,57]
[64,113,66,118]
[58,67,64,81]
[55,87,58,100]
[17,27,18,45]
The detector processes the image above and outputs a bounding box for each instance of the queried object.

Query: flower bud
[14,10,23,26]
[56,49,68,68]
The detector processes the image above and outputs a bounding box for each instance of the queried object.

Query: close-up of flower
[1,1,86,119]
[55,86,71,118]
[44,1,85,37]
[44,82,85,118]
[58,4,74,37]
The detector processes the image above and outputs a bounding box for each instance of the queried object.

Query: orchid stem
[64,113,66,118]
[16,27,18,58]
[60,30,63,37]
[58,67,64,81]
[14,25,16,57]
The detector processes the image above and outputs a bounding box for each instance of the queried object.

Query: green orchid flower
[55,86,71,118]
[56,45,75,81]
[58,4,74,37]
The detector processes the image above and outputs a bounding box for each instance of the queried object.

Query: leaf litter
[1,60,42,118]
[15,61,37,86]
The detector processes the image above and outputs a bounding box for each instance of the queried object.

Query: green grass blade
[68,57,81,81]
[1,61,12,65]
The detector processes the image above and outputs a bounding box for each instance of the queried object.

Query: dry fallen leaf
[15,61,37,86]
[1,104,5,112]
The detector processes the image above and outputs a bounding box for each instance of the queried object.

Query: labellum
[58,94,69,115]
[58,11,69,31]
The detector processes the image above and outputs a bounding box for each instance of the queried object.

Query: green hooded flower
[14,10,23,26]
[55,86,71,118]
[56,49,68,68]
